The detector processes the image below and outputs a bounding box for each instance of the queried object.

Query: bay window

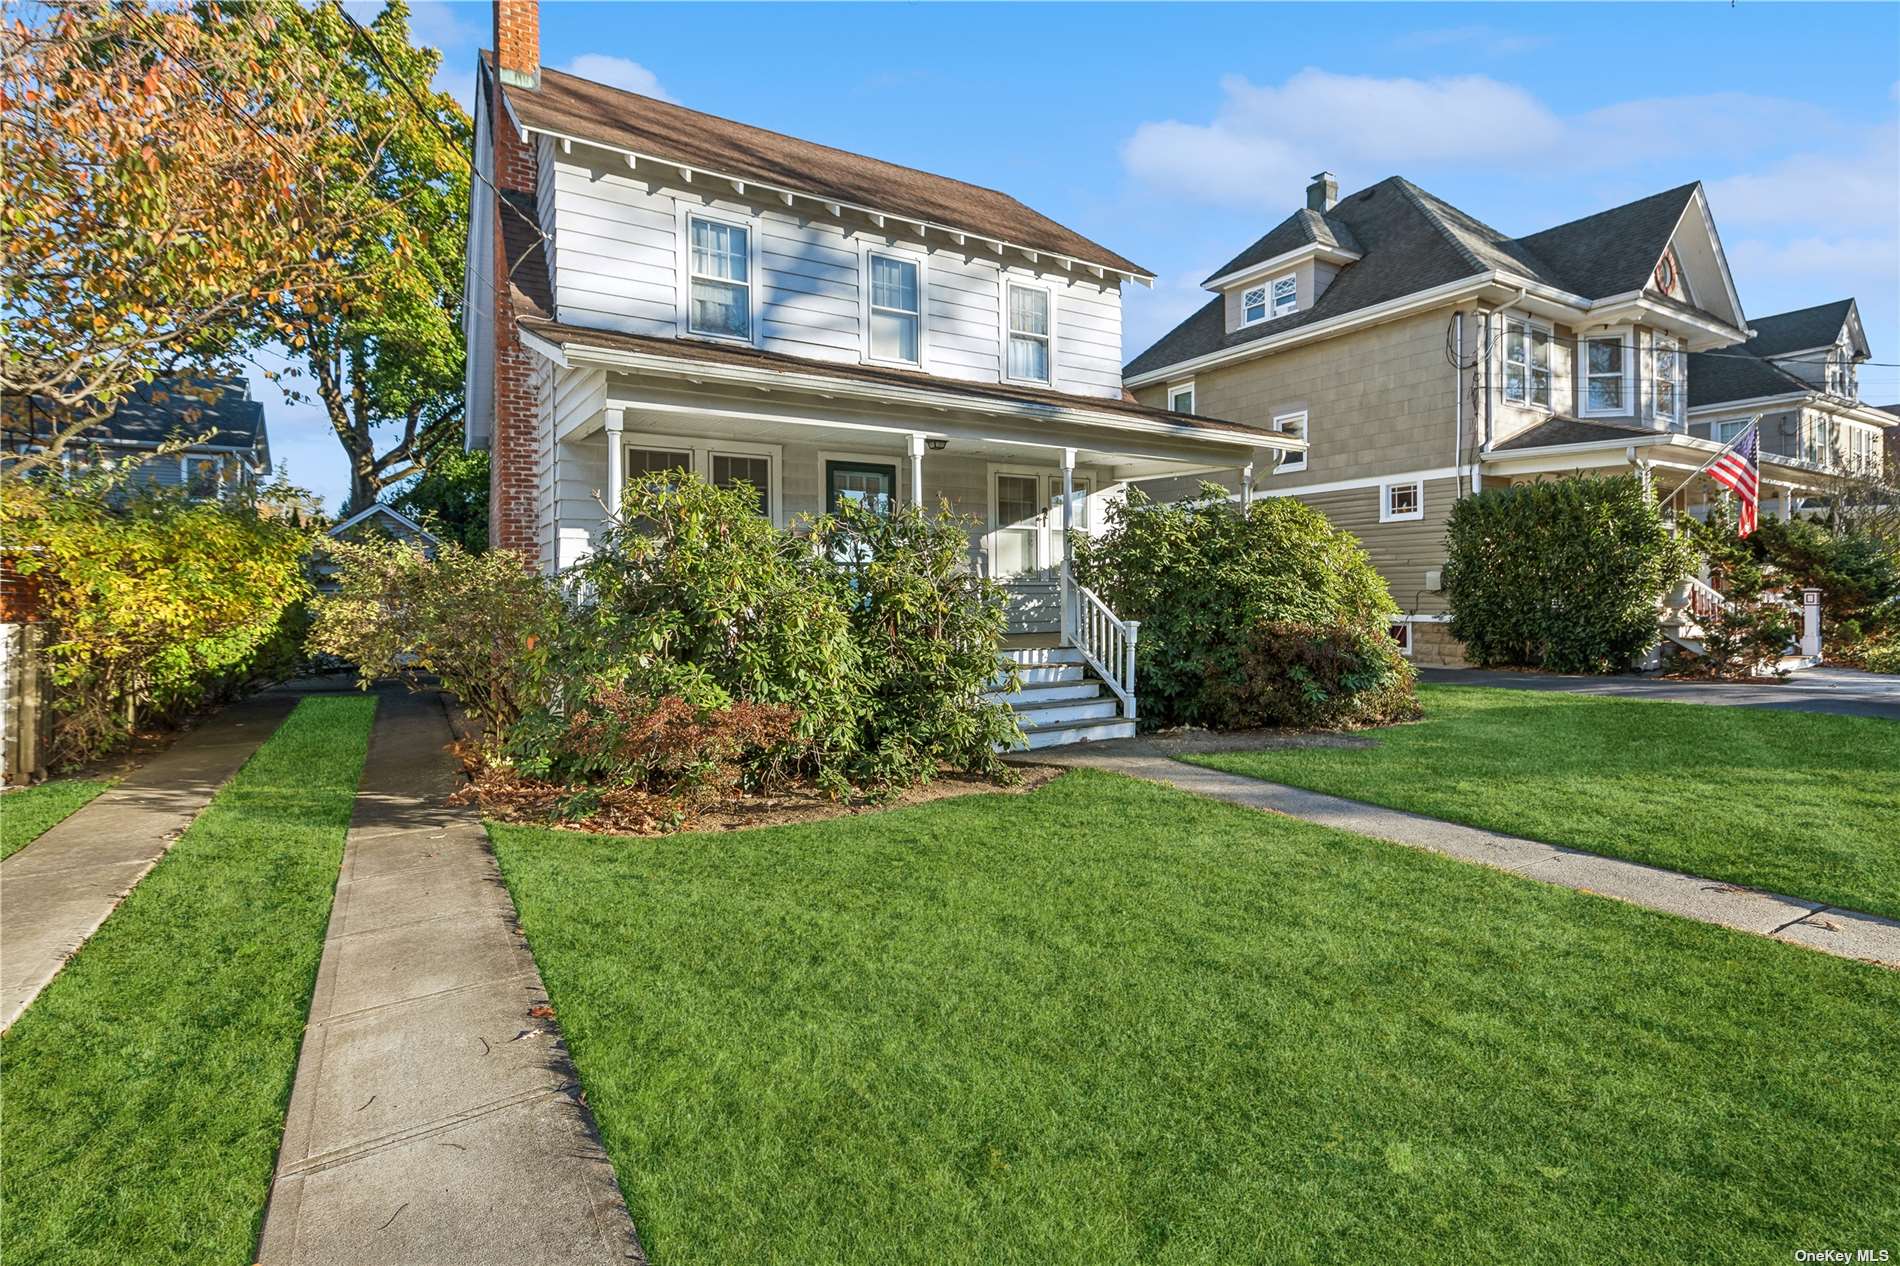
[1650,335,1683,428]
[688,215,751,340]
[1502,316,1551,408]
[868,252,921,365]
[1007,283,1051,383]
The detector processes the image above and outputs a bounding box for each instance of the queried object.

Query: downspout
[1453,311,1463,496]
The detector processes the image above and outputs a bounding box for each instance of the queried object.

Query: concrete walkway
[1420,665,1900,720]
[0,693,298,1030]
[1035,740,1900,969]
[257,688,642,1266]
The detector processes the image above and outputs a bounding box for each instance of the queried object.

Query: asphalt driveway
[1418,665,1900,721]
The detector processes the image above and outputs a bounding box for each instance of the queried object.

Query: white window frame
[985,462,1096,576]
[1580,334,1633,417]
[1714,418,1751,444]
[1649,333,1684,429]
[621,432,784,526]
[181,452,230,497]
[1003,279,1056,386]
[1240,284,1268,326]
[1501,314,1552,409]
[1270,273,1298,318]
[1388,621,1413,658]
[676,206,761,347]
[861,243,928,369]
[1272,409,1308,474]
[1168,381,1197,414]
[1379,479,1424,523]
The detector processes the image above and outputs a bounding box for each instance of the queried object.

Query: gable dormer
[1203,172,1363,335]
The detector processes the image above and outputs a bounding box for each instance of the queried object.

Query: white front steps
[990,645,1135,750]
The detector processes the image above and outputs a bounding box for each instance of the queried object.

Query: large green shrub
[2,480,312,761]
[1073,486,1407,728]
[1747,514,1898,637]
[1444,476,1692,673]
[809,498,1019,786]
[308,538,561,748]
[1220,622,1421,729]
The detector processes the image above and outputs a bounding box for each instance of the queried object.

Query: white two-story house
[463,2,1294,739]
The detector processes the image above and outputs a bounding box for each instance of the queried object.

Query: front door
[989,469,1090,579]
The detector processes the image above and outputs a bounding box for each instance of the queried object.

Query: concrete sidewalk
[1036,742,1900,970]
[1,693,298,1030]
[257,688,642,1266]
[1420,665,1900,720]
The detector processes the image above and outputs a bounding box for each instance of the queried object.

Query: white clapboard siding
[535,136,559,313]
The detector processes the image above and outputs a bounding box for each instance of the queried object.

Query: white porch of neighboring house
[525,329,1297,745]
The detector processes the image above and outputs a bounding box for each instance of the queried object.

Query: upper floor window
[1582,336,1630,415]
[1007,283,1051,383]
[1242,285,1267,324]
[1503,316,1551,408]
[868,252,921,365]
[1273,410,1307,474]
[1169,383,1195,414]
[1715,418,1751,444]
[1805,415,1832,467]
[1651,335,1683,428]
[688,216,750,340]
[1270,274,1297,317]
[1826,339,1857,399]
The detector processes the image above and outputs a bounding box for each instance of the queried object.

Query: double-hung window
[1273,410,1308,474]
[1651,335,1683,428]
[1007,283,1051,383]
[868,252,921,364]
[688,215,751,340]
[1583,336,1630,415]
[1714,418,1750,444]
[1241,285,1268,324]
[1502,316,1551,408]
[1270,274,1297,317]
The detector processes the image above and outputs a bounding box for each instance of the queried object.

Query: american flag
[1707,421,1761,536]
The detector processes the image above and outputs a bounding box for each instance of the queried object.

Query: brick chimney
[1306,170,1338,213]
[494,0,539,90]
[487,0,542,558]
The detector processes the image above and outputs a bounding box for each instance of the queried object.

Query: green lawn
[491,769,1898,1266]
[1,779,112,860]
[1,695,375,1266]
[1190,685,1900,920]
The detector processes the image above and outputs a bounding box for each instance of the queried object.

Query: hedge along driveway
[1189,685,1900,921]
[0,695,375,1266]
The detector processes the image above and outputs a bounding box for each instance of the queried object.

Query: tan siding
[1289,477,1457,616]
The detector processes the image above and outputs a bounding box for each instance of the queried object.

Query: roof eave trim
[548,336,1297,450]
[1202,243,1363,291]
[329,502,440,541]
[1686,391,1809,415]
[1126,272,1497,387]
[510,116,1153,285]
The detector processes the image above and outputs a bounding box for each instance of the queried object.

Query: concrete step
[1008,717,1136,751]
[997,646,1085,666]
[994,664,1086,687]
[983,680,1102,706]
[1009,697,1120,727]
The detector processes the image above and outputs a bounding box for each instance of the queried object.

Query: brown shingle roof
[515,314,1276,442]
[489,54,1148,278]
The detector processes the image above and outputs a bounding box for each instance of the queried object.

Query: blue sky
[266,1,1900,509]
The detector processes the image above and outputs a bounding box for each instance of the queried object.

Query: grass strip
[1189,684,1900,919]
[0,694,375,1266]
[1,779,113,860]
[492,767,1899,1266]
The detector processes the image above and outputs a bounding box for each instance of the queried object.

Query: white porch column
[1060,446,1077,646]
[1240,461,1255,507]
[603,408,625,520]
[907,432,926,509]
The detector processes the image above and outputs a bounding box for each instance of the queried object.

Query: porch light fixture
[925,438,948,451]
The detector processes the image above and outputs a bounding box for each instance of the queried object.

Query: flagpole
[1676,413,1761,486]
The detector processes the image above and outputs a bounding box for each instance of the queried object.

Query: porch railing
[1680,576,1731,628]
[1063,580,1140,721]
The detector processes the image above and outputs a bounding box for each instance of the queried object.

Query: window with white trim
[1270,274,1297,317]
[1502,315,1551,408]
[1804,415,1832,467]
[1380,479,1423,523]
[1168,382,1195,414]
[1006,283,1051,383]
[1388,622,1412,657]
[1582,335,1630,414]
[1273,410,1307,473]
[687,215,750,340]
[867,252,921,365]
[1714,418,1750,444]
[711,452,772,517]
[1241,285,1267,324]
[1650,335,1683,428]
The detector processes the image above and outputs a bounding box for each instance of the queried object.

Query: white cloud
[1572,93,1840,167]
[561,54,673,103]
[1705,125,1900,228]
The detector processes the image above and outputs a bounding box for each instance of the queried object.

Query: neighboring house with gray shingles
[1125,172,1893,665]
[1,376,273,498]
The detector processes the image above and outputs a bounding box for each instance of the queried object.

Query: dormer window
[688,214,751,340]
[1503,315,1551,408]
[1271,274,1297,317]
[1242,285,1268,324]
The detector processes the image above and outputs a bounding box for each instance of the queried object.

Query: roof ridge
[1519,180,1701,243]
[1388,177,1490,276]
